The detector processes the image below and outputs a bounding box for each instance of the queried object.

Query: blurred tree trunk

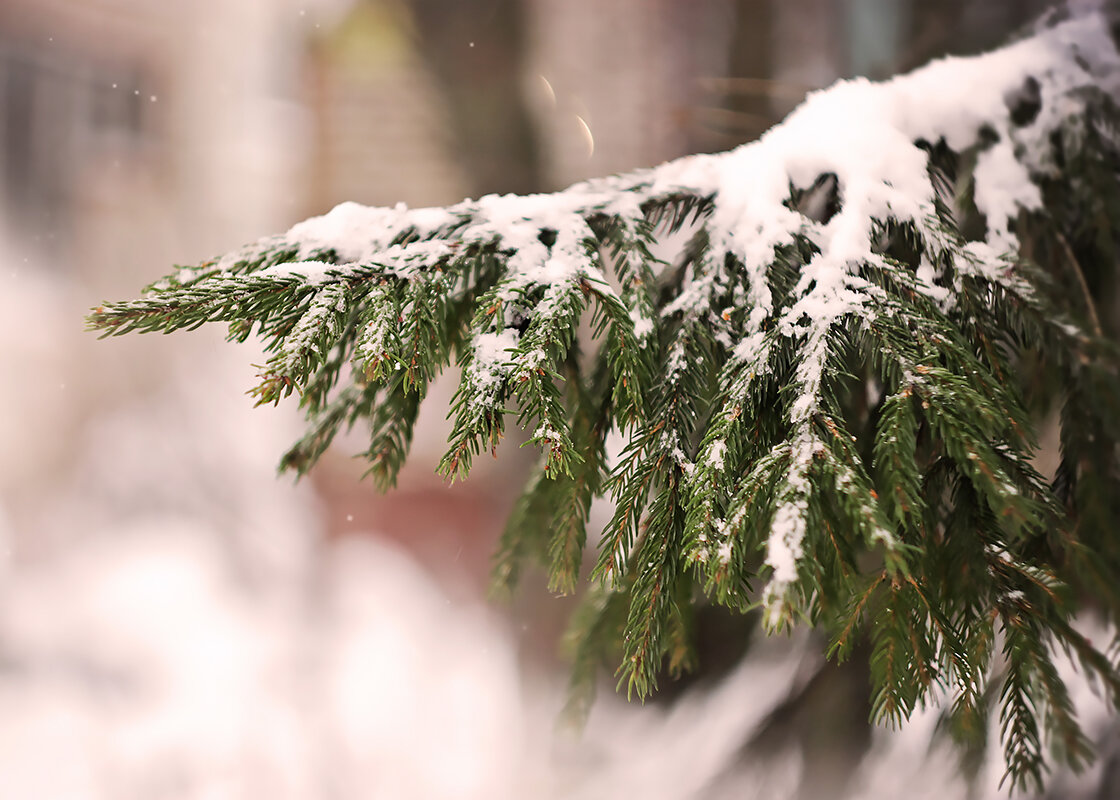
[721,0,775,143]
[410,0,543,196]
[899,0,1053,71]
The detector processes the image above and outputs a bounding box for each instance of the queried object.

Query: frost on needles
[91,7,1120,790]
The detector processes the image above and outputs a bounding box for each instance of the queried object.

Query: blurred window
[0,40,150,254]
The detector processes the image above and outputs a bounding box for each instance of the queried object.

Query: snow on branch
[90,8,1120,791]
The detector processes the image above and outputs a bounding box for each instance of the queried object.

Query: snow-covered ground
[0,261,532,799]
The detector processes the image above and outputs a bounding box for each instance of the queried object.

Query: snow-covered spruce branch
[91,8,1120,790]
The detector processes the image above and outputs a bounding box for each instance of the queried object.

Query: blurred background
[4,1,1105,798]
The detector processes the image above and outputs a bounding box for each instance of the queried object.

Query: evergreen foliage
[90,7,1120,790]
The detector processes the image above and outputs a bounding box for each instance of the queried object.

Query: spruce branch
[89,7,1120,789]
